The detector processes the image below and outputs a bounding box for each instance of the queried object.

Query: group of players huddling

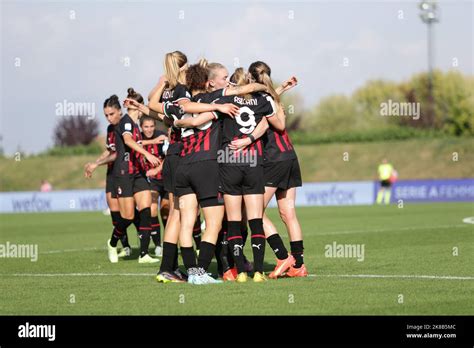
[84,51,307,284]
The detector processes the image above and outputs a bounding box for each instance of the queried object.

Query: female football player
[84,95,132,259]
[140,116,169,257]
[107,87,160,264]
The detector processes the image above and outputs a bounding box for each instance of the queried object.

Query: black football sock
[267,234,288,260]
[215,231,224,275]
[110,211,121,228]
[159,242,177,273]
[133,207,140,232]
[241,222,248,246]
[138,208,152,257]
[193,215,202,250]
[197,241,216,272]
[181,246,197,270]
[249,218,266,273]
[110,217,133,247]
[290,240,304,268]
[227,221,245,273]
[172,244,179,270]
[216,221,231,273]
[110,211,130,248]
[150,216,161,247]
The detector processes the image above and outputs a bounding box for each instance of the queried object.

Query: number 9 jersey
[216,92,276,166]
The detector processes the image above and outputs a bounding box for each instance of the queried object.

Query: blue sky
[1,0,472,154]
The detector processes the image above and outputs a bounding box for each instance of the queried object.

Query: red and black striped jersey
[113,114,145,176]
[263,128,297,162]
[167,88,226,164]
[159,83,191,156]
[216,92,276,166]
[142,129,167,180]
[105,124,116,175]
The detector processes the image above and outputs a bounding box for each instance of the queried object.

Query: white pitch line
[41,247,105,254]
[1,273,473,280]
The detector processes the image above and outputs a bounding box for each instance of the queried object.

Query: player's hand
[217,103,239,117]
[84,162,97,178]
[154,135,168,144]
[281,76,298,92]
[124,98,140,110]
[229,137,252,151]
[146,167,160,177]
[145,153,160,167]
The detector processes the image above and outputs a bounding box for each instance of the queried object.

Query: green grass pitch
[0,203,473,315]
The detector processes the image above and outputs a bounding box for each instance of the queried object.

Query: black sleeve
[162,102,184,121]
[260,94,276,118]
[119,117,133,136]
[174,84,191,102]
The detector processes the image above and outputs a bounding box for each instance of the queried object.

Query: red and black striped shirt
[113,114,145,176]
[166,89,225,164]
[142,129,167,180]
[263,128,297,162]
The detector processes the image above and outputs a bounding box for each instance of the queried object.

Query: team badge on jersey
[124,123,132,131]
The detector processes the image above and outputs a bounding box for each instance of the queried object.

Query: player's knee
[279,207,296,224]
[205,219,222,232]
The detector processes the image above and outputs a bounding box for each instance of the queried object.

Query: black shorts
[380,180,391,188]
[150,178,169,200]
[264,158,302,191]
[114,173,150,198]
[105,174,117,198]
[175,160,223,206]
[163,155,180,195]
[219,165,264,196]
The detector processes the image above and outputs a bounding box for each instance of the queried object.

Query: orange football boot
[223,267,238,281]
[268,254,295,279]
[286,264,308,277]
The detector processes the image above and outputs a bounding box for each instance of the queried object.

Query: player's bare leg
[150,191,162,256]
[276,188,306,277]
[262,186,298,278]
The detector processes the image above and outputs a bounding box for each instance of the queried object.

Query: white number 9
[235,106,256,134]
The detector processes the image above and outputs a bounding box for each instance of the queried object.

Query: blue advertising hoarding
[376,178,474,203]
[0,178,472,213]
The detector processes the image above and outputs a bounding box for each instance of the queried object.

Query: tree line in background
[283,69,473,143]
[4,69,469,157]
